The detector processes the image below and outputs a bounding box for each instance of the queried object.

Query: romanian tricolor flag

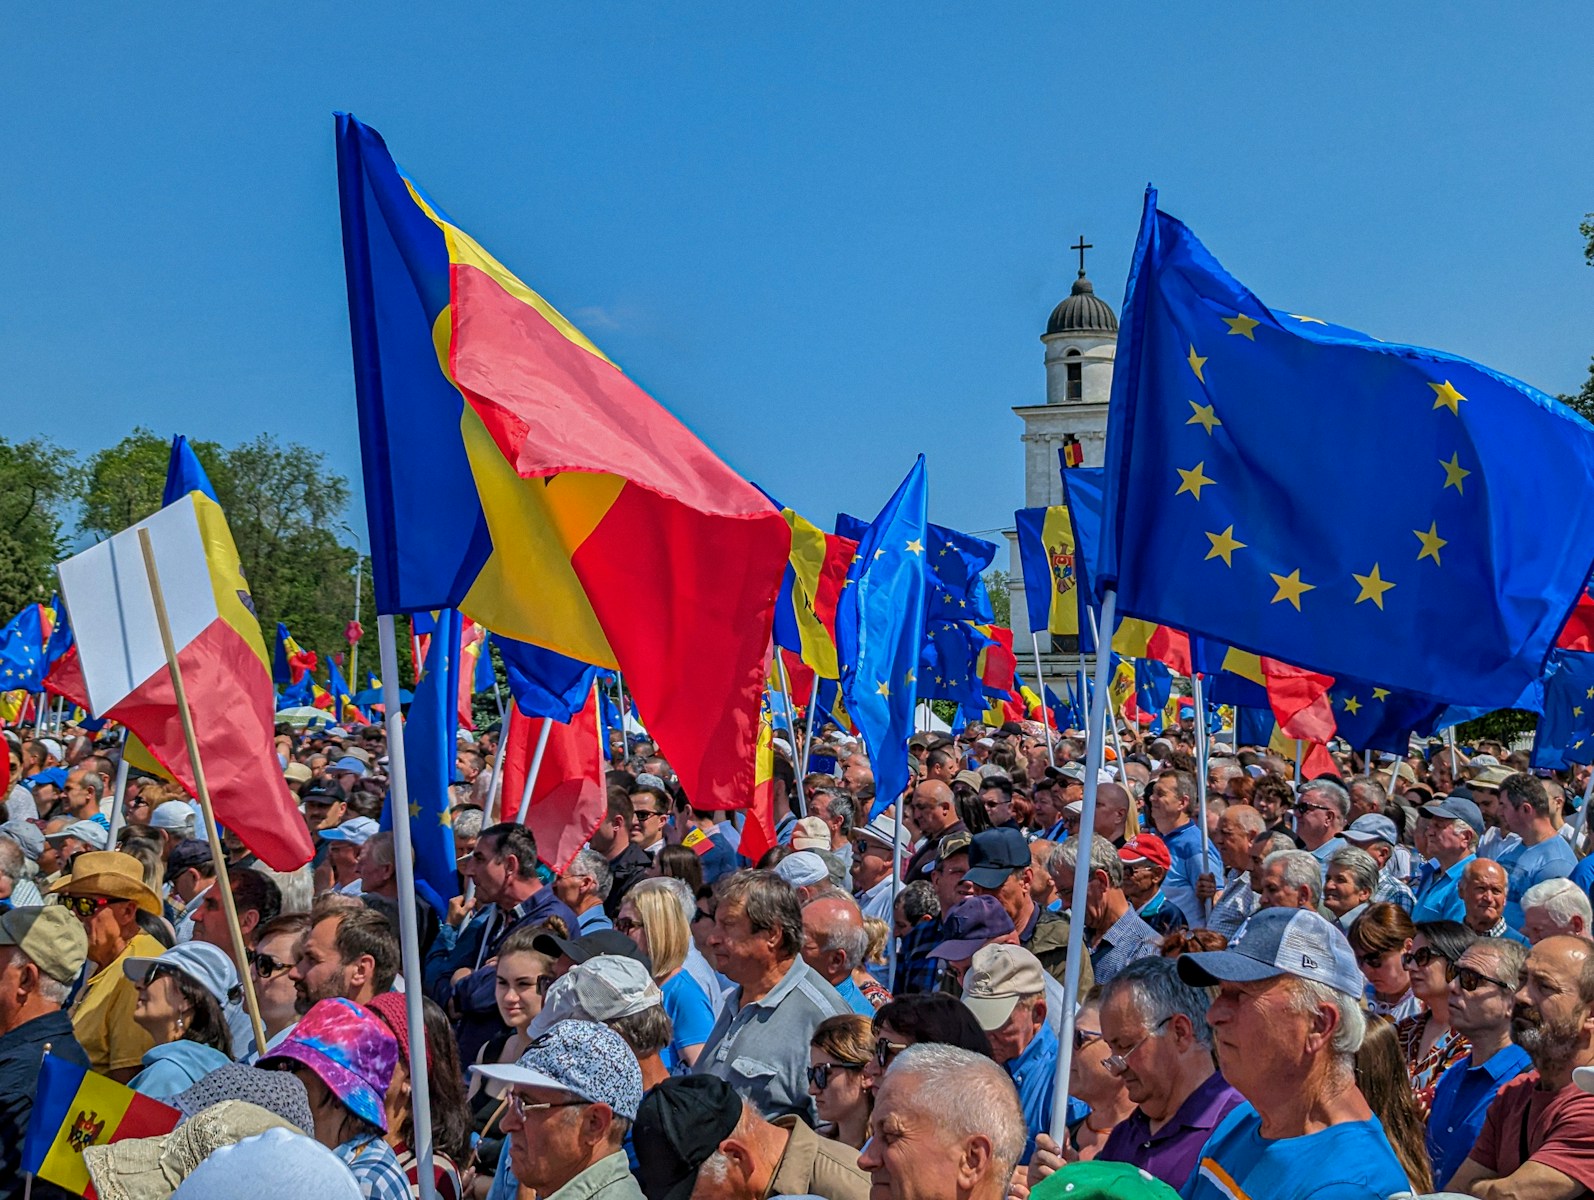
[47,490,314,871]
[337,114,789,813]
[23,1053,180,1196]
[773,506,856,681]
[273,622,318,686]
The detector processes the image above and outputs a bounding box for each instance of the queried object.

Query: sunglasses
[1401,946,1447,970]
[1446,962,1513,993]
[250,950,293,979]
[807,1060,864,1090]
[631,809,666,822]
[1293,801,1336,815]
[874,1037,910,1068]
[1355,950,1388,970]
[1073,1027,1104,1052]
[614,917,643,936]
[61,895,114,919]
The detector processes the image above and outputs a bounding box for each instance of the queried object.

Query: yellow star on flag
[1413,522,1447,566]
[1204,526,1246,566]
[1343,696,1362,715]
[1440,453,1471,493]
[904,669,916,685]
[1187,345,1207,383]
[1353,564,1396,609]
[1576,706,1585,718]
[1175,461,1215,500]
[1186,401,1221,434]
[1289,314,1327,325]
[1223,313,1259,340]
[1371,688,1390,701]
[1270,569,1315,611]
[1586,687,1594,700]
[904,539,925,555]
[1429,380,1467,415]
[408,802,421,818]
[875,681,891,698]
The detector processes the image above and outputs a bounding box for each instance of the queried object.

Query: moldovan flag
[499,691,606,873]
[48,496,314,870]
[23,1053,180,1196]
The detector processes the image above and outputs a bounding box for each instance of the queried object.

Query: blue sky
[4,6,1591,555]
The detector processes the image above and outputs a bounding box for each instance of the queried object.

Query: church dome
[1046,275,1118,336]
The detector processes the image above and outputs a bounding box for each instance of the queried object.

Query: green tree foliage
[1564,214,1594,425]
[1454,708,1536,746]
[983,569,1011,629]
[0,438,80,617]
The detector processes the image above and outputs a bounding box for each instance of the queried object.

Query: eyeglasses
[1293,801,1336,816]
[61,895,113,919]
[1401,946,1447,970]
[1446,962,1514,993]
[874,1037,910,1068]
[1103,1016,1173,1075]
[507,1092,591,1118]
[250,950,293,979]
[614,917,643,936]
[807,1060,865,1090]
[1073,1027,1104,1052]
[1355,950,1387,969]
[631,809,666,823]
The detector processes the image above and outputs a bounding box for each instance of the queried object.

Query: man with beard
[1447,934,1594,1197]
[287,897,398,1014]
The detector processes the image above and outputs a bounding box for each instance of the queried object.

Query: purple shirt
[1098,1070,1245,1191]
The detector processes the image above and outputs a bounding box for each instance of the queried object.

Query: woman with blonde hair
[617,877,716,1070]
[808,1013,874,1149]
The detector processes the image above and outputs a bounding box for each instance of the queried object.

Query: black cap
[167,839,213,873]
[301,782,345,804]
[998,721,1025,737]
[634,1075,743,1200]
[532,928,652,971]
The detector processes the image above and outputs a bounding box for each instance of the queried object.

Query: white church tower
[1005,237,1118,658]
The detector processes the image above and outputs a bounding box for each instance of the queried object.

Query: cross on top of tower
[1071,235,1093,278]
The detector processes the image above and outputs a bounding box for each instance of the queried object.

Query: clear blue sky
[4,6,1591,552]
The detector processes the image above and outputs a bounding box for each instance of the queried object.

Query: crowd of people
[3,711,1594,1199]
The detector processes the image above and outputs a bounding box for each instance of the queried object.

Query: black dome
[1046,275,1118,336]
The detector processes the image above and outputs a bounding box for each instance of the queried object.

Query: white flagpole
[1051,589,1118,1137]
[886,797,905,989]
[798,692,820,786]
[106,727,131,842]
[1191,671,1212,926]
[1446,726,1459,778]
[774,653,802,762]
[376,613,439,1200]
[516,719,554,826]
[1030,632,1057,767]
[1295,740,1305,785]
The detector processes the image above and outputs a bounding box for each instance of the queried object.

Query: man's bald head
[1220,804,1266,837]
[1091,782,1131,839]
[1464,857,1508,889]
[910,780,957,838]
[800,895,868,984]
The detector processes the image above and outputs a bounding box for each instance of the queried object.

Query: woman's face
[861,1020,910,1089]
[616,900,650,960]
[1405,933,1451,1004]
[495,951,550,1032]
[1357,936,1413,998]
[383,1055,411,1133]
[1068,1006,1123,1106]
[133,967,189,1036]
[808,1045,869,1127]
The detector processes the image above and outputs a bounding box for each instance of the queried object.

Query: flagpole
[1446,726,1459,779]
[1295,740,1305,786]
[486,693,510,810]
[376,613,439,1200]
[106,727,131,843]
[886,796,904,990]
[591,681,605,779]
[1051,588,1118,1138]
[135,529,267,1056]
[797,692,819,788]
[348,559,364,685]
[615,671,632,748]
[1191,671,1212,926]
[774,653,802,764]
[1030,633,1057,767]
[515,719,554,826]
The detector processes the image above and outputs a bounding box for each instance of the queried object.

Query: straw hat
[49,850,162,915]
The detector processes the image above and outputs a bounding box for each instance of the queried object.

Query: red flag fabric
[499,693,606,873]
[1261,658,1337,744]
[345,619,364,645]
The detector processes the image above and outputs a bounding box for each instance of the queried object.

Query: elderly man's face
[931,852,971,916]
[1147,777,1187,830]
[1100,985,1178,1111]
[705,900,778,986]
[859,1072,977,1200]
[1257,862,1307,910]
[1206,974,1320,1102]
[1292,792,1342,849]
[1460,861,1508,930]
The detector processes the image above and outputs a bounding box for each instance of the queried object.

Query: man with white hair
[1520,877,1593,943]
[1175,907,1409,1197]
[858,1043,1027,1200]
[1256,849,1323,911]
[1293,778,1351,866]
[1047,836,1159,986]
[1196,804,1266,938]
[556,847,616,934]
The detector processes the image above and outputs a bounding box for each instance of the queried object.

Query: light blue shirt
[577,906,613,934]
[1410,854,1474,925]
[1495,835,1577,928]
[834,975,876,1017]
[1426,1043,1532,1188]
[1160,821,1224,927]
[1182,1102,1410,1199]
[1007,1022,1057,1164]
[129,1040,233,1099]
[661,968,718,1069]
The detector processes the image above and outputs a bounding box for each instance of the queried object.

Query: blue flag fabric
[0,605,49,692]
[494,634,598,724]
[1532,651,1594,769]
[1058,467,1106,655]
[1135,658,1174,734]
[836,457,930,819]
[279,675,315,708]
[272,623,294,687]
[385,607,459,900]
[327,661,361,724]
[1097,188,1594,708]
[1237,707,1275,748]
[1328,679,1446,755]
[162,435,219,505]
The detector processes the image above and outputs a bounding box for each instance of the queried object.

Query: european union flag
[1532,650,1594,769]
[162,435,219,505]
[0,605,48,692]
[1135,658,1173,732]
[836,457,929,818]
[386,607,459,900]
[1097,188,1594,708]
[1327,679,1445,755]
[493,634,598,724]
[1058,467,1106,654]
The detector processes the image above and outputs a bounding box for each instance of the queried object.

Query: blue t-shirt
[662,969,717,1071]
[1570,850,1594,899]
[1182,1102,1410,1200]
[834,976,877,1017]
[1425,1043,1532,1189]
[1495,835,1577,928]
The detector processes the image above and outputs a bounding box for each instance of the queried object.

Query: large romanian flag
[337,113,790,812]
[23,1053,180,1196]
[47,494,314,870]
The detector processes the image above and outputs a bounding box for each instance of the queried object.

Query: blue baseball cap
[1423,795,1484,837]
[1176,907,1363,998]
[964,828,1032,890]
[930,895,1015,961]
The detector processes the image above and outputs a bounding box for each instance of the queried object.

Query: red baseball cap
[1119,833,1172,871]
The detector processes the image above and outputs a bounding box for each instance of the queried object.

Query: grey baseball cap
[1176,907,1362,998]
[1424,795,1484,836]
[1342,814,1398,846]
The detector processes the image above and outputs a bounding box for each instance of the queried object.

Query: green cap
[1030,1162,1181,1200]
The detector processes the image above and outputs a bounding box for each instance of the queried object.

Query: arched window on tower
[1065,349,1083,402]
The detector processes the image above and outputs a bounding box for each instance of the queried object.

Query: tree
[0,437,78,617]
[1562,213,1594,424]
[983,569,1012,629]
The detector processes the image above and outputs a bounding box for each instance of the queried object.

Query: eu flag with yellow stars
[1097,188,1594,708]
[836,457,929,818]
[383,606,459,901]
[1326,679,1445,755]
[0,604,49,692]
[1531,650,1594,769]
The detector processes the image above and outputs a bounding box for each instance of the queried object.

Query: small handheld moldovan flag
[22,1053,180,1196]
